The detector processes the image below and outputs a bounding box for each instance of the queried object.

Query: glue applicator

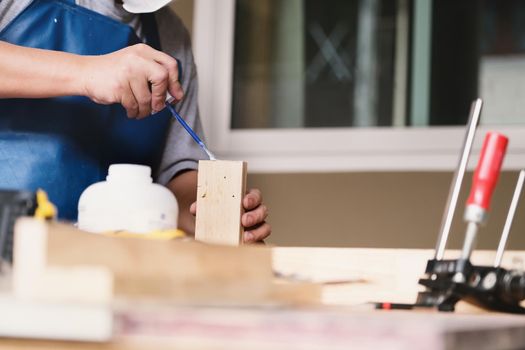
[165,94,216,161]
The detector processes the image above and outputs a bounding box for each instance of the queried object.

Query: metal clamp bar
[434,99,482,260]
[494,170,525,267]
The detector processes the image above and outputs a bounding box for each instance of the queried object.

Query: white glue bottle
[77,164,178,234]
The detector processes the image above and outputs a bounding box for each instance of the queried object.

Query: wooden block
[43,219,274,302]
[13,218,113,304]
[12,218,320,307]
[195,160,247,246]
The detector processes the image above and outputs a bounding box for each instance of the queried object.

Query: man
[0,0,270,242]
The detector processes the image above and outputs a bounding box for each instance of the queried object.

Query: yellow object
[32,189,183,239]
[34,189,57,220]
[104,229,186,240]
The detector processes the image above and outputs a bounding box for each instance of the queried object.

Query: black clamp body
[416,258,525,314]
[0,190,37,266]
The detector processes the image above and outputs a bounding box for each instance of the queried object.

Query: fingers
[149,67,169,114]
[189,202,197,216]
[121,81,139,118]
[167,80,184,105]
[116,44,184,118]
[242,204,268,228]
[241,188,271,243]
[145,48,184,103]
[243,188,263,211]
[84,44,184,114]
[129,74,152,118]
[243,222,272,243]
[136,57,176,117]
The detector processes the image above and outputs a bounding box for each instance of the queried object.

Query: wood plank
[272,247,525,307]
[195,160,247,246]
[13,218,113,305]
[6,244,525,349]
[0,295,112,342]
[12,218,320,306]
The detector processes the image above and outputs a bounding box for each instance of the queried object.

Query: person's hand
[80,43,183,118]
[189,188,271,243]
[239,188,271,243]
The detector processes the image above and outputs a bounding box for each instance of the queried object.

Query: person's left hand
[189,188,271,243]
[240,188,271,243]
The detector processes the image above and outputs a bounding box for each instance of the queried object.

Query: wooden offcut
[13,218,320,306]
[195,160,247,246]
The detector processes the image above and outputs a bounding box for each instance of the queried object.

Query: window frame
[192,0,525,173]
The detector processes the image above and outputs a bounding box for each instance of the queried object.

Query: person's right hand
[80,43,183,119]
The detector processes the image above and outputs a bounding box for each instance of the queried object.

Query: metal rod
[434,99,482,260]
[494,170,525,267]
[460,221,479,261]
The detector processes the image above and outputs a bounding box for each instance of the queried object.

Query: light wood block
[13,218,113,305]
[195,160,247,246]
[12,218,319,306]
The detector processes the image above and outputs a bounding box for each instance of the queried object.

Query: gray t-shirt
[0,0,205,185]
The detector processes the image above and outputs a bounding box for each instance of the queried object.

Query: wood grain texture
[12,219,320,306]
[195,160,247,246]
[272,247,525,308]
[7,242,525,349]
[45,220,280,304]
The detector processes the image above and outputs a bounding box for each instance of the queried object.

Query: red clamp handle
[466,132,508,211]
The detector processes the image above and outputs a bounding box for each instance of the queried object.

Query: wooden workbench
[2,247,525,349]
[2,307,525,350]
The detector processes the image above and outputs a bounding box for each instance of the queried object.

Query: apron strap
[141,13,183,82]
[141,13,162,50]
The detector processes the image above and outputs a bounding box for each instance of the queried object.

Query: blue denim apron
[0,0,172,220]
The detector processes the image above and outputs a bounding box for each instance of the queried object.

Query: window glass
[479,0,525,125]
[231,0,525,129]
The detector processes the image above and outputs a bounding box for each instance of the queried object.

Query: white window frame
[193,0,525,173]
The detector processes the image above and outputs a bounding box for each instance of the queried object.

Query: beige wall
[249,172,525,249]
[171,0,194,37]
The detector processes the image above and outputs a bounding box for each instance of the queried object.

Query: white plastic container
[77,164,178,234]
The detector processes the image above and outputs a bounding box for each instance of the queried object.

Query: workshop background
[173,0,525,249]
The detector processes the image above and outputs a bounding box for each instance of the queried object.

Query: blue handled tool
[165,102,216,160]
